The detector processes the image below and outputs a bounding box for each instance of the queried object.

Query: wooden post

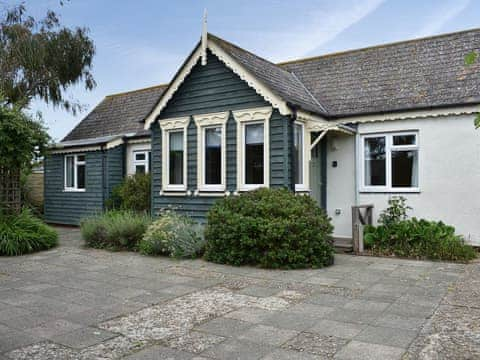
[351,204,373,255]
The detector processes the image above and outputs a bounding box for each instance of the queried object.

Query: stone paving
[0,226,477,359]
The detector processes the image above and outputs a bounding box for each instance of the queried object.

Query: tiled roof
[62,29,480,142]
[62,84,168,141]
[279,28,480,117]
[209,34,328,115]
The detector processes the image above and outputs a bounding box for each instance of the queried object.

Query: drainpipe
[354,129,359,207]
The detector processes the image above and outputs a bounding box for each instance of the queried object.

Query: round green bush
[139,211,205,258]
[0,208,58,256]
[204,188,334,269]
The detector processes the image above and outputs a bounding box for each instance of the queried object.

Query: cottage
[45,29,480,246]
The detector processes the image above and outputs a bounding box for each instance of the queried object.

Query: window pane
[245,124,264,184]
[77,164,85,189]
[77,155,85,162]
[364,137,386,186]
[205,127,222,184]
[66,156,75,187]
[392,150,418,187]
[393,134,416,146]
[294,124,303,185]
[136,165,146,174]
[169,131,184,185]
[135,153,146,161]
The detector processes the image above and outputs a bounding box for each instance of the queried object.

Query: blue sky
[15,0,480,140]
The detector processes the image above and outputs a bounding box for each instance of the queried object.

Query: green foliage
[0,105,50,171]
[81,210,151,250]
[139,211,205,259]
[0,4,95,113]
[465,51,478,66]
[378,196,411,227]
[0,208,57,256]
[204,188,334,269]
[475,114,480,129]
[364,218,476,262]
[106,174,151,213]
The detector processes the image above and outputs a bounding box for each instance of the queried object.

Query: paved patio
[0,226,476,359]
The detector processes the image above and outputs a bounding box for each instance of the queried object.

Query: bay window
[64,154,85,191]
[160,116,189,192]
[233,107,272,191]
[194,111,228,192]
[361,132,419,192]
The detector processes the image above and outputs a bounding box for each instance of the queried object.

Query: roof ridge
[290,71,328,114]
[277,27,480,66]
[208,32,295,76]
[105,83,169,98]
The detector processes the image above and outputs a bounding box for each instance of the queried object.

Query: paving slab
[354,325,418,348]
[50,326,118,349]
[238,324,298,346]
[202,339,273,360]
[309,319,366,339]
[334,340,405,360]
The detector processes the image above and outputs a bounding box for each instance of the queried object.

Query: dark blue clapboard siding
[44,151,105,225]
[105,144,125,199]
[44,145,125,225]
[152,51,294,221]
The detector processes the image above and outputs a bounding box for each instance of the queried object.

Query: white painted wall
[326,114,480,245]
[126,141,151,176]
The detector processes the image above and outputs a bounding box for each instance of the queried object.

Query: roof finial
[201,8,208,66]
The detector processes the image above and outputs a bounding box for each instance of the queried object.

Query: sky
[9,0,480,141]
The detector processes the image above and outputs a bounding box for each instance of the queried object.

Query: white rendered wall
[356,114,480,245]
[126,141,151,176]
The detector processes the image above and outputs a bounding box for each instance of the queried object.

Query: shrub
[106,173,151,213]
[364,197,476,262]
[364,219,476,261]
[204,188,334,269]
[81,210,151,250]
[139,211,205,258]
[0,208,57,256]
[378,196,411,227]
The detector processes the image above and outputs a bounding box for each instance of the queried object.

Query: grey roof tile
[62,84,168,141]
[279,28,480,116]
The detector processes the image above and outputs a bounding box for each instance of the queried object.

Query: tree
[0,3,96,114]
[465,51,480,129]
[0,102,50,212]
[0,3,96,212]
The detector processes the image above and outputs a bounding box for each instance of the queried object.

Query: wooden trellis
[0,166,21,213]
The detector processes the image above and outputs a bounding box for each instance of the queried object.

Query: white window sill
[359,187,420,194]
[198,185,225,192]
[163,185,187,192]
[63,189,86,193]
[295,186,310,193]
[160,191,189,196]
[238,184,268,192]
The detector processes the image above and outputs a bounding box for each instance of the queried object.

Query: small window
[133,151,149,174]
[361,132,419,192]
[168,131,184,185]
[245,123,264,185]
[204,127,222,185]
[64,154,86,191]
[294,122,306,190]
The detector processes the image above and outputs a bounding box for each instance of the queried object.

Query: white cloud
[239,0,385,62]
[414,0,471,38]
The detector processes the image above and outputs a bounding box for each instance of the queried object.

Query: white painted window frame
[359,131,420,193]
[294,121,309,192]
[233,107,272,191]
[132,150,150,174]
[160,117,189,192]
[64,154,86,192]
[193,111,229,192]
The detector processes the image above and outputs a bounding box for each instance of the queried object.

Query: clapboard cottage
[45,29,480,246]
